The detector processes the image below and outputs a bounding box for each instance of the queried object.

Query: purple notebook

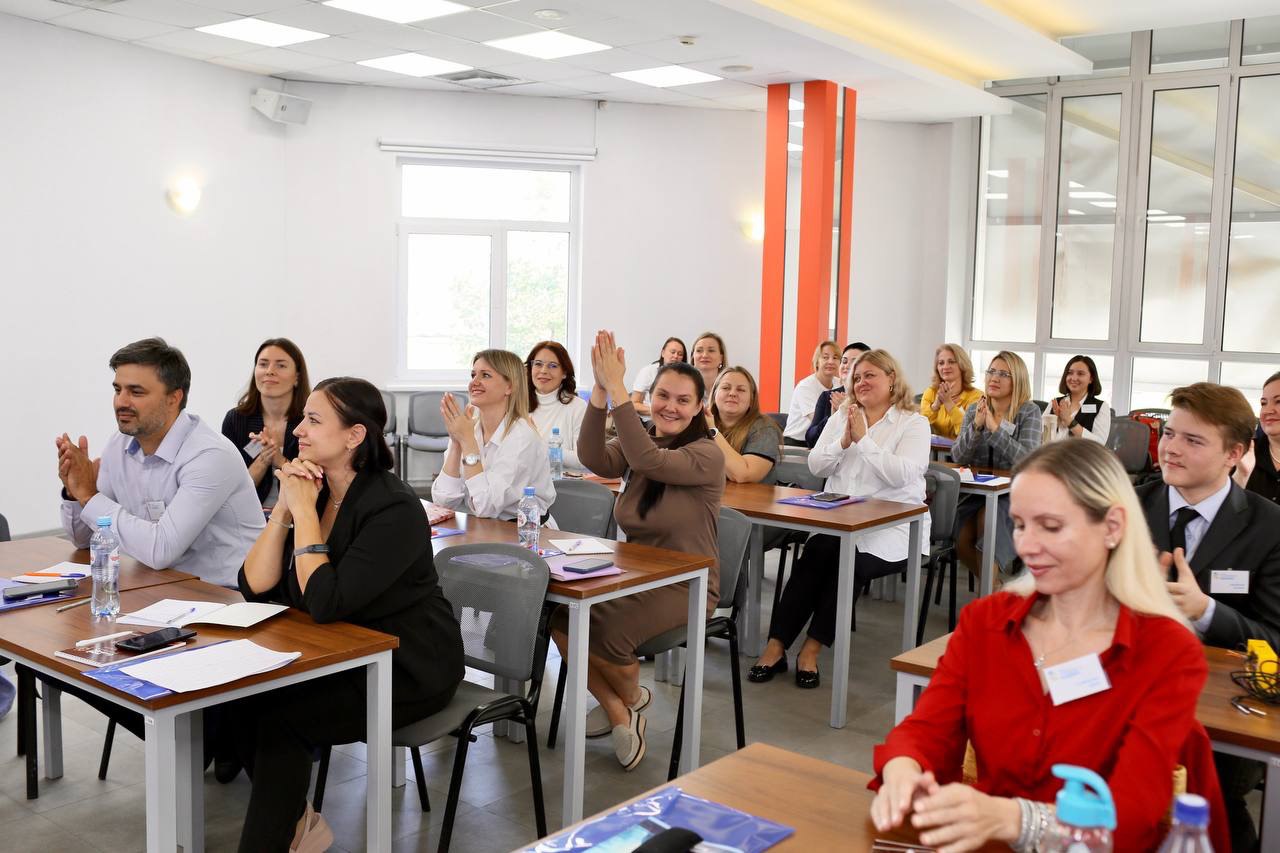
[430,527,466,541]
[777,494,866,510]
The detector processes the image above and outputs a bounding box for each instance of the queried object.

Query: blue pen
[166,606,197,624]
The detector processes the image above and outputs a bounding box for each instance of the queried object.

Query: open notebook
[117,599,288,629]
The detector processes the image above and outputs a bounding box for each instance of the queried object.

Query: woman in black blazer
[221,338,310,505]
[235,377,464,852]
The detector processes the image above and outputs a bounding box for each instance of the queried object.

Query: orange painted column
[835,87,857,346]
[757,83,790,412]
[793,80,838,385]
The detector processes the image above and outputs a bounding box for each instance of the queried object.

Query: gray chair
[766,412,788,430]
[1032,399,1049,413]
[379,390,400,476]
[548,478,616,539]
[916,463,962,646]
[769,458,824,616]
[403,391,455,490]
[314,544,550,853]
[1107,417,1152,477]
[0,512,8,543]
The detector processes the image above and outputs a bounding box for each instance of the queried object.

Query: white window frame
[393,157,582,386]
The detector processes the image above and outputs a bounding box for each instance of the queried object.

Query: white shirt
[531,390,588,472]
[431,417,555,521]
[785,374,830,440]
[1168,478,1233,633]
[809,405,932,561]
[1041,398,1111,444]
[631,361,661,401]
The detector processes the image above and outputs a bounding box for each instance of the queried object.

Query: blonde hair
[692,332,727,372]
[990,351,1031,417]
[473,349,530,437]
[811,339,838,373]
[1005,441,1189,626]
[711,366,780,453]
[851,349,915,413]
[931,343,976,392]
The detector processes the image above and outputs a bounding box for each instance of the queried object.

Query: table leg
[679,570,707,775]
[18,667,36,799]
[894,673,929,725]
[981,492,998,596]
[1263,755,1279,852]
[176,709,203,853]
[41,684,63,780]
[901,519,923,652]
[562,601,590,825]
[392,746,406,788]
[669,648,685,687]
[654,650,669,683]
[830,531,855,729]
[366,652,393,853]
[744,525,765,657]
[144,710,180,853]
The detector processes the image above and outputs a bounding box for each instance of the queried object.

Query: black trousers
[768,534,905,648]
[229,669,454,853]
[1215,751,1263,853]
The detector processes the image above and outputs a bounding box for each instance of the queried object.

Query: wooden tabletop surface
[890,633,1280,754]
[583,477,927,532]
[432,514,714,601]
[0,578,397,710]
[0,536,194,601]
[522,742,1000,852]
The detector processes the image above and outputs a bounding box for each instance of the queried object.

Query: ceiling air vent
[436,69,523,89]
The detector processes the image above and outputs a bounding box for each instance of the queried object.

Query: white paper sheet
[120,639,300,692]
[10,561,90,583]
[546,537,613,555]
[117,599,288,628]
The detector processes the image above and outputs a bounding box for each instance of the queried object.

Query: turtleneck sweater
[531,389,589,472]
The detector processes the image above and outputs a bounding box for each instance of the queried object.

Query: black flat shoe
[795,668,820,689]
[747,656,788,683]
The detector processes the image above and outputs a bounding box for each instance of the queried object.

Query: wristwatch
[462,452,481,466]
[707,428,718,439]
[293,544,330,557]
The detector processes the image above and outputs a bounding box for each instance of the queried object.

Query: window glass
[1060,32,1131,80]
[505,231,570,361]
[1130,357,1209,410]
[1220,362,1280,406]
[1243,15,1280,65]
[1040,353,1116,402]
[405,234,491,371]
[402,164,571,222]
[1151,21,1230,72]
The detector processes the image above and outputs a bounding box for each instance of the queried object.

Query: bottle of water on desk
[1042,764,1115,852]
[1157,795,1214,852]
[89,516,121,619]
[548,428,564,480]
[517,487,540,551]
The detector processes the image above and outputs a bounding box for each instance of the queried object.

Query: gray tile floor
[0,561,1258,852]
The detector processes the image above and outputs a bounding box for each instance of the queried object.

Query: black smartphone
[811,492,850,503]
[115,627,197,653]
[564,558,613,573]
[2,578,80,601]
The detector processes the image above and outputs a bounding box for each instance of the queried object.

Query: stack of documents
[118,599,288,628]
[119,639,301,693]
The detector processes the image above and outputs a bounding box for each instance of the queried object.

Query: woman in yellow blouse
[920,343,982,439]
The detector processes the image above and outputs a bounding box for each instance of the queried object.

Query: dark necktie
[1167,506,1200,581]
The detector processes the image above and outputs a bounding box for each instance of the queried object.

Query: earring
[1104,540,1116,549]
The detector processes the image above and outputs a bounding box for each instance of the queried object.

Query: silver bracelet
[1012,798,1034,852]
[268,516,293,530]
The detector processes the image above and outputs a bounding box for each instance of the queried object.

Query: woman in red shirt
[870,439,1226,852]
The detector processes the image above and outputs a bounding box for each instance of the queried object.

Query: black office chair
[917,464,963,646]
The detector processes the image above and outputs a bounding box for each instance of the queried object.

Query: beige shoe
[290,802,333,853]
[611,708,647,771]
[585,685,652,737]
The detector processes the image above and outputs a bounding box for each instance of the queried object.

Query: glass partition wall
[970,19,1280,410]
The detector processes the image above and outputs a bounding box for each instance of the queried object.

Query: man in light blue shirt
[57,338,264,588]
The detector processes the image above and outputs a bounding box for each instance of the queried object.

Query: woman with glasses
[526,341,589,473]
[952,352,1043,577]
[1042,355,1111,445]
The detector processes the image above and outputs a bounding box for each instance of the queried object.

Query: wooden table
[0,535,195,598]
[1,577,398,853]
[519,741,1000,852]
[890,637,1280,849]
[433,513,713,827]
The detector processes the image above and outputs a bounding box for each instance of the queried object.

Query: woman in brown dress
[551,330,724,771]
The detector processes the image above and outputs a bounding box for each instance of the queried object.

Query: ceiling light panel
[358,52,471,76]
[322,0,467,25]
[485,30,609,59]
[611,65,720,87]
[197,18,328,47]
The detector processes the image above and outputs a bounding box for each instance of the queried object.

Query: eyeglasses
[530,360,561,371]
[985,369,1013,380]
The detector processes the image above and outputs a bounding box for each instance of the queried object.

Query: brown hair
[1169,382,1256,450]
[711,366,780,453]
[313,377,394,472]
[851,349,916,413]
[524,340,577,410]
[692,332,727,372]
[1058,355,1103,398]
[930,343,976,392]
[234,338,310,420]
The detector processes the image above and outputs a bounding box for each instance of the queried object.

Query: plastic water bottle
[89,516,121,619]
[1157,795,1214,852]
[548,428,564,480]
[1042,764,1115,852]
[517,487,540,551]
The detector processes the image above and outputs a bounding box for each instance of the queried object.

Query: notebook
[420,500,456,525]
[117,599,288,629]
[55,640,189,668]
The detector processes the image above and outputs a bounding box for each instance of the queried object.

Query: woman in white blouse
[431,349,555,520]
[526,340,589,473]
[783,340,841,446]
[749,349,930,688]
[629,337,687,417]
[1042,355,1111,445]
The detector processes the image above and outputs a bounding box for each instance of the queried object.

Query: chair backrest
[549,478,616,539]
[379,390,397,435]
[1032,399,1049,412]
[1107,417,1153,474]
[408,391,450,438]
[434,544,550,682]
[779,445,811,462]
[913,392,924,404]
[925,463,962,544]
[0,513,9,543]
[716,507,753,610]
[774,457,823,492]
[766,412,787,430]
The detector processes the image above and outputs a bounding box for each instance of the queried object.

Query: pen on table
[56,598,91,612]
[26,571,87,578]
[166,606,197,624]
[75,631,134,648]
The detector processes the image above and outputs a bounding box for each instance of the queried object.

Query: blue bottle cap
[96,516,112,527]
[1051,764,1116,830]
[1173,794,1209,827]
[551,427,560,435]
[523,486,536,496]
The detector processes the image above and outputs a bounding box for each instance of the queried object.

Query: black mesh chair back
[548,478,616,539]
[1107,417,1153,475]
[380,390,396,435]
[0,513,9,543]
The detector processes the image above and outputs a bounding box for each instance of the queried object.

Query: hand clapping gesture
[829,389,847,411]
[841,402,869,449]
[440,393,481,445]
[591,330,628,402]
[56,433,100,504]
[1050,398,1076,430]
[973,396,991,432]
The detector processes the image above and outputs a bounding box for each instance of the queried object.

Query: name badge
[144,500,167,522]
[1080,404,1098,414]
[1043,653,1111,706]
[243,439,264,460]
[1210,570,1249,594]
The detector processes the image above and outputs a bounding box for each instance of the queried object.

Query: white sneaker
[585,685,651,738]
[611,708,647,771]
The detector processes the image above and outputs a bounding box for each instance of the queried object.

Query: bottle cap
[552,427,560,435]
[1051,764,1116,830]
[523,486,536,496]
[96,516,112,527]
[1172,794,1209,828]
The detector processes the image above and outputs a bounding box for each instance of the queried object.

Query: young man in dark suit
[1136,382,1280,852]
